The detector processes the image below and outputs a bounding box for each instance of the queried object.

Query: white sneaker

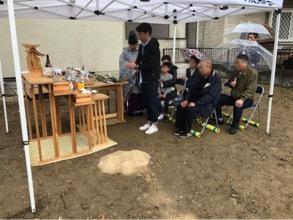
[158,114,164,120]
[145,124,158,135]
[139,123,151,131]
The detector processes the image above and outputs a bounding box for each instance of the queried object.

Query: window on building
[271,10,293,42]
[125,22,169,39]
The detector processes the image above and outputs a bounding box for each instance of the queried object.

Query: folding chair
[197,109,219,136]
[222,81,264,128]
[242,85,264,128]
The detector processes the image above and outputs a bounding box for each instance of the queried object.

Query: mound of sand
[98,150,150,175]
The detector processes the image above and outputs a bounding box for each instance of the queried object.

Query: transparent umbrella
[212,39,273,72]
[224,22,273,40]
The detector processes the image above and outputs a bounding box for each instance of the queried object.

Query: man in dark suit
[125,23,161,135]
[174,59,222,138]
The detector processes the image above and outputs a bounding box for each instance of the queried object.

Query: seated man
[174,59,221,139]
[216,54,258,135]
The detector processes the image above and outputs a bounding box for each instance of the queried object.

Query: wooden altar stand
[86,81,127,125]
[22,73,118,166]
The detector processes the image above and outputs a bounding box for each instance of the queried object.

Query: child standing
[158,62,175,120]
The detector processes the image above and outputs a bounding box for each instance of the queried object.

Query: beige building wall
[198,13,267,48]
[0,18,186,77]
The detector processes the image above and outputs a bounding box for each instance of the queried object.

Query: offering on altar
[65,67,89,82]
[94,73,118,83]
[43,67,64,81]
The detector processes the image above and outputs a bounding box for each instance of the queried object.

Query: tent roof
[0,0,284,24]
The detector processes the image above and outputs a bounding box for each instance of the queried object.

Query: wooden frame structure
[86,82,126,125]
[22,73,120,165]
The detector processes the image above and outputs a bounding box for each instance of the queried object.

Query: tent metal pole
[196,22,199,48]
[0,60,9,133]
[96,0,99,10]
[172,24,177,64]
[7,0,36,213]
[266,10,281,134]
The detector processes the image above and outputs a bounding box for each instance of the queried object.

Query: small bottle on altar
[69,81,74,91]
[45,54,52,68]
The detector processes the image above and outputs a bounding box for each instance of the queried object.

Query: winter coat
[135,38,161,83]
[186,70,222,117]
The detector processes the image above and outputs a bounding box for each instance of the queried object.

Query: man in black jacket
[125,23,161,134]
[174,59,222,138]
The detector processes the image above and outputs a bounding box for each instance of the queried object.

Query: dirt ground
[0,84,293,219]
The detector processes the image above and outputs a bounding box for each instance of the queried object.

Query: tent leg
[172,24,177,65]
[7,0,36,213]
[0,60,9,133]
[196,22,200,48]
[266,10,281,135]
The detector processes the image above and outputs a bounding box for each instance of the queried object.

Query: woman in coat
[119,31,144,116]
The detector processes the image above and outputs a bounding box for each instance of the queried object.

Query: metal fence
[271,10,293,42]
[163,48,293,69]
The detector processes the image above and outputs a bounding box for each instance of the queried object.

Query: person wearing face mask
[215,54,258,134]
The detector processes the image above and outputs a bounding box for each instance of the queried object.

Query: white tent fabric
[0,0,283,23]
[0,0,283,214]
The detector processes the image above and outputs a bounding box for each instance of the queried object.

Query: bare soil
[0,84,293,219]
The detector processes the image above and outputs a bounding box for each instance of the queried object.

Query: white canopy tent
[0,0,283,213]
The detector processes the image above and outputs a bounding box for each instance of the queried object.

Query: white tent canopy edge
[2,0,283,213]
[0,0,283,23]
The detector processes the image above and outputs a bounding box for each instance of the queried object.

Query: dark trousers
[175,105,201,134]
[141,82,160,123]
[216,95,253,129]
[157,93,175,114]
[126,93,144,113]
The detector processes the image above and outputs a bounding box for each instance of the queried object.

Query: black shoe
[127,112,135,117]
[163,116,170,122]
[174,130,183,136]
[136,111,144,117]
[179,132,192,139]
[229,127,238,135]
